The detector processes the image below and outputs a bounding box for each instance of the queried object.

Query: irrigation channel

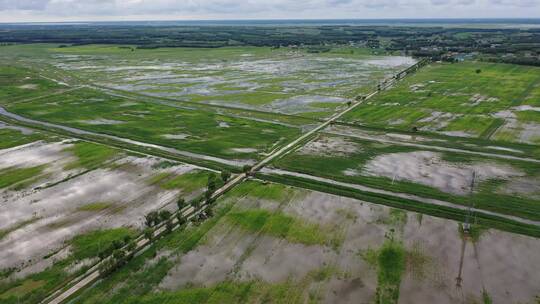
[6,59,429,304]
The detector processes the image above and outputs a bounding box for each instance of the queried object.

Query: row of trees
[98,235,137,275]
[98,168,239,277]
[99,170,232,276]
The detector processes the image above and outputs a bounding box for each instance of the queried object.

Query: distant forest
[1,24,539,66]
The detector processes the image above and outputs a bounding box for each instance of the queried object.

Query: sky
[0,0,539,23]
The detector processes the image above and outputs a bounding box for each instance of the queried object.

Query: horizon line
[2,17,540,25]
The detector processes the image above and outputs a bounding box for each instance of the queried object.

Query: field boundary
[256,173,540,238]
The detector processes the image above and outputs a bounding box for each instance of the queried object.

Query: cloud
[430,0,476,5]
[489,0,539,7]
[0,0,538,21]
[0,0,50,10]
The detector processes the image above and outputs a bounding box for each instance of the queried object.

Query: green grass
[7,87,300,161]
[0,228,136,304]
[160,170,213,193]
[163,204,233,252]
[336,121,540,159]
[70,228,135,260]
[226,209,339,247]
[49,45,280,61]
[0,127,44,149]
[146,170,217,193]
[189,90,294,106]
[75,204,234,303]
[360,241,406,304]
[377,209,408,228]
[342,61,540,142]
[0,65,65,104]
[227,180,294,201]
[63,141,119,170]
[77,202,112,212]
[125,280,308,304]
[482,289,493,304]
[129,281,254,304]
[377,242,406,286]
[0,270,63,304]
[0,280,46,300]
[0,165,46,189]
[70,196,336,303]
[2,44,408,120]
[516,110,540,124]
[146,172,171,185]
[376,242,406,304]
[444,115,500,137]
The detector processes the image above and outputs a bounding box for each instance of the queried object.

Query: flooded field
[73,180,540,304]
[342,61,540,144]
[274,133,540,222]
[38,46,415,117]
[1,44,539,304]
[0,134,214,301]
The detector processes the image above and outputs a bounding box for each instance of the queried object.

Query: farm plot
[0,65,68,104]
[324,124,540,159]
[72,180,540,304]
[342,61,540,143]
[34,45,415,118]
[4,87,301,163]
[273,133,540,221]
[0,122,48,150]
[0,138,215,303]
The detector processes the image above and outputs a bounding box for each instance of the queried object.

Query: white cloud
[0,0,538,22]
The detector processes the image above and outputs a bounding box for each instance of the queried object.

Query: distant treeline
[0,25,372,46]
[1,24,539,66]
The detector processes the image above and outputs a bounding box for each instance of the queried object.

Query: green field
[0,65,67,104]
[274,134,540,221]
[63,141,121,170]
[0,165,46,190]
[342,62,540,142]
[5,87,301,161]
[0,44,414,119]
[0,228,135,303]
[149,170,217,193]
[226,209,341,247]
[0,126,45,149]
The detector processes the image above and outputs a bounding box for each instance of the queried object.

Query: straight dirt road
[261,168,540,227]
[37,67,417,303]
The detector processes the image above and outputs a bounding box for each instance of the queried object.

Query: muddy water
[159,225,259,290]
[0,152,206,276]
[0,122,34,135]
[362,151,524,195]
[400,214,540,304]
[156,182,540,304]
[297,135,361,157]
[49,53,416,116]
[0,140,72,170]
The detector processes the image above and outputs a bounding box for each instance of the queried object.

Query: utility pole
[463,171,476,235]
[456,171,476,303]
